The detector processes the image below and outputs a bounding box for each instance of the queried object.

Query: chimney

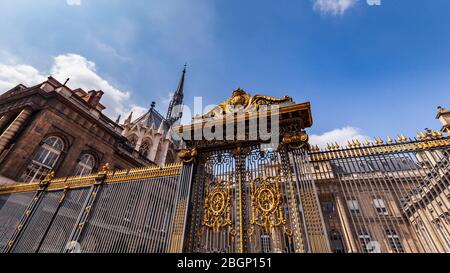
[436,106,450,132]
[83,90,104,109]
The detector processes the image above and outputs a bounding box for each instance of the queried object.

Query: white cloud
[0,53,144,120]
[50,54,131,117]
[309,126,370,148]
[313,0,357,15]
[66,0,81,6]
[0,63,46,91]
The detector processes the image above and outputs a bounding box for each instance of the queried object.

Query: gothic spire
[124,112,133,125]
[166,64,186,126]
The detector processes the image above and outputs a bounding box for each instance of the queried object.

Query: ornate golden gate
[1,89,449,253]
[177,89,331,253]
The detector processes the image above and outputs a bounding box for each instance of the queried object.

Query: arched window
[22,136,65,182]
[139,141,150,158]
[74,153,96,176]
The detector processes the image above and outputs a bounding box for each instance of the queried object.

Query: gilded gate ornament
[203,179,232,233]
[178,147,198,163]
[282,131,309,148]
[249,176,286,235]
[194,88,293,120]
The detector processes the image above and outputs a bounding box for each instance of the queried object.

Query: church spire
[166,64,186,126]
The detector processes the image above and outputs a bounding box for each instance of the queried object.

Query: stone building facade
[0,67,186,186]
[0,77,153,185]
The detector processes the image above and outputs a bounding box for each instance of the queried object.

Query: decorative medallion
[249,176,287,235]
[203,179,232,233]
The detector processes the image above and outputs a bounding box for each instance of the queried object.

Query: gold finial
[416,132,421,139]
[445,127,450,135]
[436,131,443,138]
[387,136,393,143]
[101,163,110,173]
[335,142,340,149]
[364,139,370,146]
[420,131,427,139]
[401,134,407,142]
[45,171,55,181]
[431,130,437,138]
[327,143,332,150]
[347,140,353,148]
[377,137,384,145]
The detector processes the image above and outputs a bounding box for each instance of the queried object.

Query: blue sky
[0,0,449,147]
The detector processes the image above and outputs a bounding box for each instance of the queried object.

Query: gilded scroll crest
[249,176,287,235]
[194,88,293,120]
[203,179,232,233]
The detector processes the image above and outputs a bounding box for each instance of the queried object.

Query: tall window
[347,199,361,215]
[22,136,64,182]
[358,230,373,253]
[373,198,388,215]
[386,229,404,253]
[330,230,345,253]
[74,153,96,176]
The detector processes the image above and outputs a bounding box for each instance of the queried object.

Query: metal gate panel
[187,148,238,253]
[290,147,331,253]
[243,146,304,253]
[309,139,450,253]
[184,143,329,253]
[0,192,34,252]
[78,174,180,253]
[11,190,62,253]
[37,187,90,253]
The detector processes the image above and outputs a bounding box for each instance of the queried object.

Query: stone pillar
[0,112,15,133]
[0,108,33,155]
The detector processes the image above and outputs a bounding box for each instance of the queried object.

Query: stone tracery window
[21,136,65,182]
[74,153,96,176]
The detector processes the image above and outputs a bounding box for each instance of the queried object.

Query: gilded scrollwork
[194,88,293,120]
[249,176,287,235]
[203,179,232,233]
